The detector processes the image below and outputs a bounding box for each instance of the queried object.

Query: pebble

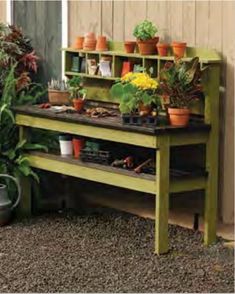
[0,210,234,293]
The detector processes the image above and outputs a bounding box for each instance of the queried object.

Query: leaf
[110,83,124,98]
[18,163,31,176]
[15,139,27,150]
[23,143,48,152]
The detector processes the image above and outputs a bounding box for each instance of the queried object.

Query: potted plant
[48,79,69,105]
[67,76,87,112]
[111,71,160,116]
[158,57,203,126]
[133,20,159,55]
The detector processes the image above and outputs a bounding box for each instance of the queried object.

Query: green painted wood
[28,153,156,195]
[155,135,170,254]
[203,64,220,245]
[17,126,32,217]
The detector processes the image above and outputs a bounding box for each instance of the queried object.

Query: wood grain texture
[0,0,6,23]
[13,1,62,82]
[68,0,101,45]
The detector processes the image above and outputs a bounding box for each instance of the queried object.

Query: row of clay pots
[124,40,187,58]
[74,33,108,51]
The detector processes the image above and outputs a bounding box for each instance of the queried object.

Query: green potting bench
[14,42,221,254]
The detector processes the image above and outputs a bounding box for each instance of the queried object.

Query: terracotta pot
[171,42,187,58]
[74,36,84,49]
[168,108,190,127]
[157,43,169,56]
[73,98,84,112]
[137,37,159,55]
[72,137,85,159]
[83,32,96,50]
[96,36,108,51]
[124,41,136,53]
[138,103,152,116]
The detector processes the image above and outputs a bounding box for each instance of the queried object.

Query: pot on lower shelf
[73,98,85,112]
[168,108,190,127]
[59,134,73,157]
[137,37,159,55]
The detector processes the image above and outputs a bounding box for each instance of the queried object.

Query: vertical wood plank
[146,1,168,41]
[113,1,125,41]
[182,1,196,45]
[195,1,209,47]
[13,1,62,82]
[101,0,113,40]
[168,1,183,42]
[0,0,6,22]
[124,0,147,40]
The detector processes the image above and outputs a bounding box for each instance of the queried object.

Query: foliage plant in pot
[158,57,203,127]
[111,71,160,117]
[67,76,87,112]
[133,20,159,55]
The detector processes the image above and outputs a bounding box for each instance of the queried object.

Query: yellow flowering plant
[111,72,160,114]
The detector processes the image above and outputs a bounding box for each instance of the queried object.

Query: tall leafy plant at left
[0,23,47,187]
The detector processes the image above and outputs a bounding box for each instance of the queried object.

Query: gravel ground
[0,210,234,293]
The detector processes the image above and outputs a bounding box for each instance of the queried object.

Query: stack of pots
[96,36,108,51]
[74,36,84,49]
[83,32,97,50]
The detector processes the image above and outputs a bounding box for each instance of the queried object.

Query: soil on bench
[0,210,234,293]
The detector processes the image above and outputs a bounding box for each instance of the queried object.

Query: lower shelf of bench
[28,152,207,195]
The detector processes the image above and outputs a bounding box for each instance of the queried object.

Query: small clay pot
[171,42,187,58]
[96,36,108,51]
[73,98,85,112]
[72,137,85,159]
[157,43,169,56]
[74,36,84,49]
[83,32,96,50]
[168,108,190,126]
[138,103,152,116]
[124,41,136,53]
[137,37,159,55]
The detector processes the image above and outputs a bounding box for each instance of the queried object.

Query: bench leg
[17,126,32,217]
[204,136,218,245]
[155,135,170,254]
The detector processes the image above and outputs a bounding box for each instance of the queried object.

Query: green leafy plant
[0,64,47,189]
[158,57,204,108]
[133,20,158,41]
[111,72,160,114]
[67,76,87,99]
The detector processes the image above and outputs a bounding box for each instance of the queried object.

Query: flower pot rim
[137,36,159,44]
[157,43,169,48]
[125,41,136,44]
[168,107,190,114]
[171,41,187,46]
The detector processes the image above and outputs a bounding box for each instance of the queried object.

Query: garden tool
[0,174,21,226]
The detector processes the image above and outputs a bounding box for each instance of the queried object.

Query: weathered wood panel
[68,0,101,46]
[66,0,234,224]
[0,0,6,23]
[13,0,62,83]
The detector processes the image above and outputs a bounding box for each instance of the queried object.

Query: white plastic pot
[59,135,73,157]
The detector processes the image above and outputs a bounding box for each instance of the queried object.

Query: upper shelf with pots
[63,41,221,64]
